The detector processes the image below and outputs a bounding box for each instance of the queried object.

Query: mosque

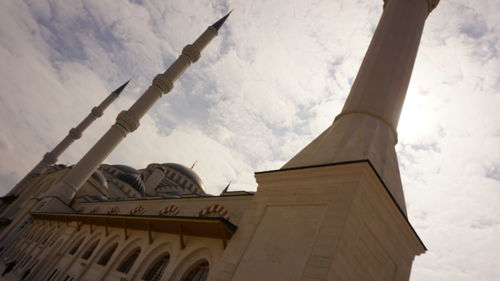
[0,0,439,280]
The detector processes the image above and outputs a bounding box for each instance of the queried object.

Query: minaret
[282,0,440,212]
[209,1,437,281]
[39,12,231,209]
[7,80,129,196]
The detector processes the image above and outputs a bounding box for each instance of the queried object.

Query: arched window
[41,231,53,245]
[68,237,85,255]
[142,253,170,281]
[81,239,100,260]
[181,261,209,281]
[20,255,32,268]
[35,231,44,243]
[97,242,118,266]
[49,236,61,248]
[116,247,141,273]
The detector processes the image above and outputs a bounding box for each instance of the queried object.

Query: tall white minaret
[209,1,438,281]
[40,12,231,209]
[283,0,440,212]
[7,80,129,195]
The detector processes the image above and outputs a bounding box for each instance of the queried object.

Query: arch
[48,232,62,248]
[97,242,119,266]
[41,229,55,245]
[180,260,209,281]
[81,239,100,260]
[98,236,144,280]
[158,205,180,216]
[34,229,46,243]
[20,254,32,269]
[142,253,170,281]
[169,247,213,281]
[50,237,63,248]
[198,204,230,220]
[129,241,174,281]
[68,237,85,255]
[116,247,141,273]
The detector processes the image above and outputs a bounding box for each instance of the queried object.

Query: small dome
[91,170,108,188]
[117,173,145,195]
[112,164,140,174]
[163,163,205,193]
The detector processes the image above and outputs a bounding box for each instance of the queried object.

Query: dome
[163,163,205,192]
[117,173,145,195]
[112,164,140,174]
[91,170,108,188]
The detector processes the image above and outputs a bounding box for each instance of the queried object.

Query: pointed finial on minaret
[211,11,232,31]
[112,79,131,95]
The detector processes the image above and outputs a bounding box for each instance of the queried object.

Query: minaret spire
[8,80,129,195]
[40,14,229,207]
[212,11,232,31]
[283,0,440,212]
[112,79,131,96]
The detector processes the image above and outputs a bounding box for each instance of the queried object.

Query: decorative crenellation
[129,205,145,215]
[158,205,180,216]
[198,204,229,220]
[107,206,120,214]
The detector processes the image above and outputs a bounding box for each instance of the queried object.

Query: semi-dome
[164,163,202,185]
[112,164,140,175]
[162,163,205,194]
[117,173,145,195]
[91,170,108,188]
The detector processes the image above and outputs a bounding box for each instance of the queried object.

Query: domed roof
[117,173,145,195]
[91,170,108,188]
[112,164,140,175]
[163,163,205,191]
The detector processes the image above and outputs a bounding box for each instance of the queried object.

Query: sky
[0,0,499,280]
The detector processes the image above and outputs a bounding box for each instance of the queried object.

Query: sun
[398,88,436,143]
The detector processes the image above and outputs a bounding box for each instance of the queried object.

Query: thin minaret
[9,80,129,194]
[41,12,231,207]
[283,0,440,212]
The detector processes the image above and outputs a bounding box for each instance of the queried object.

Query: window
[81,239,100,260]
[116,247,141,273]
[68,238,84,255]
[142,254,170,281]
[47,269,59,281]
[49,237,61,248]
[41,232,52,245]
[97,243,118,266]
[181,261,209,281]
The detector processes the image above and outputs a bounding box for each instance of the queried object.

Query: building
[0,0,439,280]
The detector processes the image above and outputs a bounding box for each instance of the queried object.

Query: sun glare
[398,90,436,142]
